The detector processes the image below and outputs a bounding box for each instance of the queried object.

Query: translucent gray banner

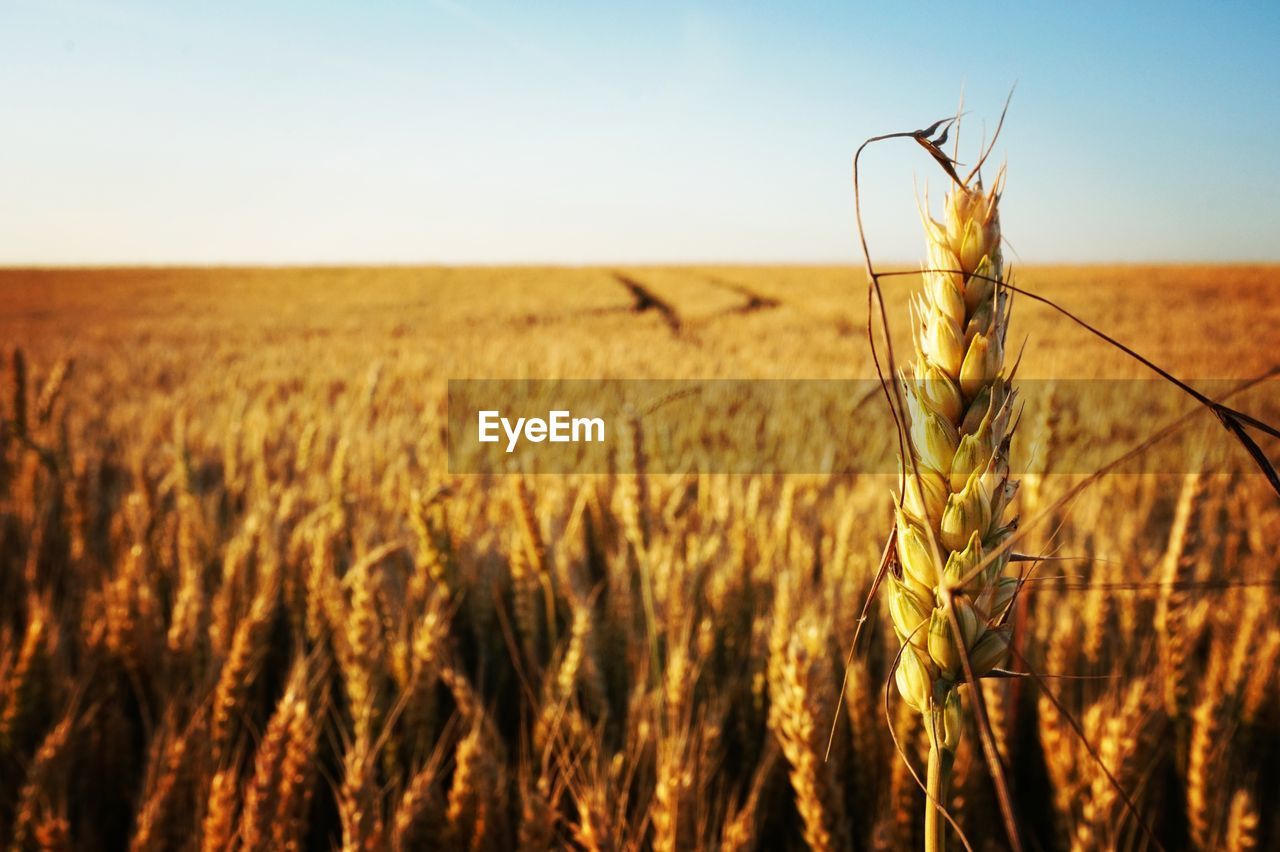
[447,379,1278,474]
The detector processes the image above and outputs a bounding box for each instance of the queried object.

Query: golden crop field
[1,264,1278,851]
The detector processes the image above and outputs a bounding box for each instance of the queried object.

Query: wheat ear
[888,169,1016,852]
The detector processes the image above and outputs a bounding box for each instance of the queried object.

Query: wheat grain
[201,767,239,852]
[1156,473,1206,720]
[339,729,386,852]
[240,661,307,848]
[1186,652,1227,849]
[446,719,507,851]
[393,750,447,851]
[1223,787,1259,851]
[210,578,278,768]
[768,607,848,852]
[889,163,1015,851]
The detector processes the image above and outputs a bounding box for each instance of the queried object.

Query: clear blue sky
[3,1,1279,265]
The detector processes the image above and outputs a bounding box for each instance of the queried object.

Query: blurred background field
[1,265,1278,850]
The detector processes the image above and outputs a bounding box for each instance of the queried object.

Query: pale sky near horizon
[3,1,1279,265]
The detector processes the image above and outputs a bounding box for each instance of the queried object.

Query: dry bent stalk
[888,168,1019,852]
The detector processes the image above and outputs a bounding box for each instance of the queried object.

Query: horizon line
[5,259,1280,272]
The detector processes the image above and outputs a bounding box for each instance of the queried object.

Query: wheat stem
[924,713,954,852]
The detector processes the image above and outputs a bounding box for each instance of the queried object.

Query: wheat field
[1,265,1278,851]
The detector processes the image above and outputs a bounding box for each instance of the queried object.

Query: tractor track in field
[611,271,783,336]
[501,272,783,339]
[699,274,782,315]
[613,272,684,334]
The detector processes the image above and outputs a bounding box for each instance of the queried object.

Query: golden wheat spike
[889,157,1015,851]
